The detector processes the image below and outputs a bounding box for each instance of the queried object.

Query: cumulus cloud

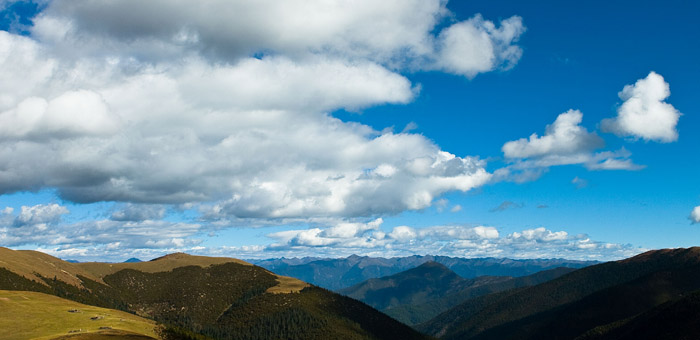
[690,206,700,224]
[111,204,166,222]
[503,110,603,159]
[37,0,446,62]
[0,90,121,140]
[0,203,201,249]
[0,1,511,222]
[189,150,490,219]
[13,203,67,227]
[435,15,525,77]
[601,72,681,142]
[35,0,524,75]
[497,110,643,182]
[268,219,500,251]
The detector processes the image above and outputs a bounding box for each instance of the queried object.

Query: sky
[0,0,698,262]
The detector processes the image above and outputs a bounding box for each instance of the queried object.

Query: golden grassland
[266,274,310,294]
[0,247,103,287]
[0,290,158,340]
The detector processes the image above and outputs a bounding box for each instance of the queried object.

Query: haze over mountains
[339,261,576,326]
[250,254,594,290]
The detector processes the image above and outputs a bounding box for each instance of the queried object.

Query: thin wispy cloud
[490,201,524,212]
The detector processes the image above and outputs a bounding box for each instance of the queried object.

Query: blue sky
[0,0,697,261]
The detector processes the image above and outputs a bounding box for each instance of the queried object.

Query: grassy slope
[0,248,426,340]
[577,289,700,340]
[0,247,102,287]
[47,330,157,340]
[0,290,157,340]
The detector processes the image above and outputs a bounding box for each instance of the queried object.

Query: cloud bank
[8,209,641,262]
[0,1,525,222]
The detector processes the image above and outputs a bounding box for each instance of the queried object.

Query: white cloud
[200,150,490,219]
[11,209,640,262]
[0,1,508,222]
[509,227,567,242]
[435,15,525,77]
[111,204,166,222]
[502,110,603,159]
[497,110,644,182]
[14,203,68,226]
[36,0,446,62]
[388,226,418,242]
[690,206,700,224]
[0,203,201,249]
[262,222,639,261]
[34,0,524,77]
[0,90,121,140]
[601,72,681,142]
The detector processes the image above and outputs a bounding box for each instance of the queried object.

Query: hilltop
[419,247,700,340]
[0,248,427,340]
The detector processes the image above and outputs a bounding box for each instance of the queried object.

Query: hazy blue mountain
[250,254,596,290]
[123,257,143,263]
[340,262,575,325]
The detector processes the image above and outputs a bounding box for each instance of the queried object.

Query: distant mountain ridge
[250,254,596,290]
[340,261,576,325]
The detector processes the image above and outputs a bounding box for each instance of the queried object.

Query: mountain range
[250,254,595,290]
[339,261,576,325]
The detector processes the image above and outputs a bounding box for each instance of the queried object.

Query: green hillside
[340,262,472,310]
[0,290,157,340]
[578,289,700,340]
[419,247,700,340]
[0,248,428,340]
